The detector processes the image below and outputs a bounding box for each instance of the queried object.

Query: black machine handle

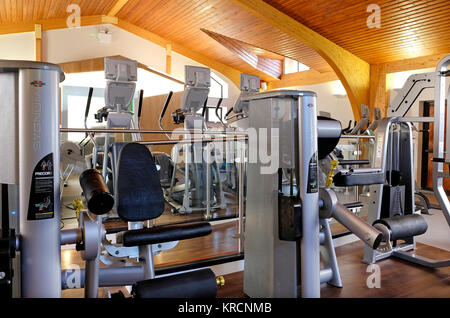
[201,98,208,118]
[84,87,94,138]
[215,98,224,124]
[160,91,173,121]
[84,87,94,121]
[341,120,352,134]
[137,89,144,119]
[225,107,234,118]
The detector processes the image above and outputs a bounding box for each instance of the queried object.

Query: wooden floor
[62,234,450,298]
[217,241,450,298]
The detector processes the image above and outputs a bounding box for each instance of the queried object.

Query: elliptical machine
[155,66,225,215]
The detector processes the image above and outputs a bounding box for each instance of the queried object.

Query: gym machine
[156,65,226,215]
[0,59,224,298]
[0,60,64,297]
[63,144,222,299]
[350,54,450,267]
[243,90,384,298]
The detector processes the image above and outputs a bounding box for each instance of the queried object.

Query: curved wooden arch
[229,0,371,120]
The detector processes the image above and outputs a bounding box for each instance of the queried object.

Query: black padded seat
[116,143,212,247]
[123,222,212,247]
[116,143,165,222]
[333,170,384,186]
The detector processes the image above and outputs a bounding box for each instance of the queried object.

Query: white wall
[0,32,36,61]
[42,24,239,104]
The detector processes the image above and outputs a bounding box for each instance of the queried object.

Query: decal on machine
[27,153,55,220]
[307,151,318,193]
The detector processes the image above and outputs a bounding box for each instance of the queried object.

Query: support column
[34,24,42,62]
[369,64,387,118]
[166,44,172,75]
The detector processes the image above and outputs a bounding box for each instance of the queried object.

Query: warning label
[27,153,55,220]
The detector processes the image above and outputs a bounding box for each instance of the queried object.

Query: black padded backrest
[116,143,165,222]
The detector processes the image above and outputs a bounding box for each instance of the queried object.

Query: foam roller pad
[79,169,114,215]
[373,214,428,241]
[122,222,212,247]
[132,268,218,298]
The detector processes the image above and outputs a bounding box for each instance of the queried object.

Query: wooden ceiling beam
[380,53,450,74]
[267,69,339,89]
[230,0,370,120]
[116,19,241,88]
[107,0,130,17]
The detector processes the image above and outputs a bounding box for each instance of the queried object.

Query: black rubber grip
[202,98,208,117]
[137,89,144,118]
[84,87,94,120]
[160,91,173,120]
[215,98,223,116]
[79,169,114,215]
[122,222,212,247]
[373,214,428,241]
[132,268,217,298]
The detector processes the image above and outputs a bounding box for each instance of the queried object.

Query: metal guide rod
[205,143,212,220]
[298,93,320,298]
[137,137,248,146]
[234,140,245,253]
[339,135,375,139]
[59,127,248,136]
[433,54,450,226]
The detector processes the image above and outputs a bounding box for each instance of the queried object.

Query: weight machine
[333,54,450,268]
[0,60,224,298]
[243,90,384,298]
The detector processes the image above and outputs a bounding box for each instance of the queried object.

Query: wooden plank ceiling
[0,0,449,83]
[116,0,331,81]
[264,0,450,63]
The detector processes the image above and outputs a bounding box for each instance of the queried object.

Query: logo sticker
[31,81,46,87]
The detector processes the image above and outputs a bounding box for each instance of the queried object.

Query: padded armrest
[122,222,212,247]
[333,169,384,186]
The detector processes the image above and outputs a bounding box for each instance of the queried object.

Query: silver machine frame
[0,60,65,297]
[363,54,450,267]
[242,90,382,298]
